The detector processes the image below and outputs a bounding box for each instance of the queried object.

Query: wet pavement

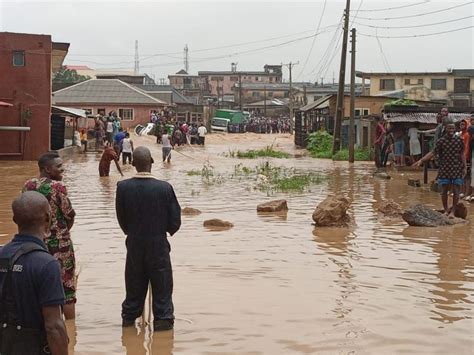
[0,133,472,354]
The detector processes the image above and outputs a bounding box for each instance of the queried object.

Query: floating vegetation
[186,162,224,186]
[186,169,202,176]
[227,146,290,159]
[306,131,371,161]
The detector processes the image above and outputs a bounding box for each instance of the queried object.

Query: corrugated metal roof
[134,84,195,104]
[53,79,167,105]
[52,106,87,118]
[383,112,471,124]
[299,95,331,112]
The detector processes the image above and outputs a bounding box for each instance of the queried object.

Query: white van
[211,117,230,132]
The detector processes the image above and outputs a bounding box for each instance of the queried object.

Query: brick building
[0,32,69,160]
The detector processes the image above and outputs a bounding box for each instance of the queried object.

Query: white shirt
[122,138,132,153]
[162,134,172,148]
[408,127,419,141]
[106,121,114,133]
[198,126,207,137]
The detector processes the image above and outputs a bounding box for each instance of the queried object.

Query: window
[454,78,471,93]
[118,108,134,121]
[431,78,447,90]
[268,92,273,97]
[13,50,25,66]
[404,79,411,85]
[97,108,106,115]
[355,108,370,117]
[255,77,259,81]
[453,99,469,107]
[252,92,260,97]
[82,108,92,115]
[230,76,238,81]
[379,79,395,91]
[269,77,273,82]
[417,78,424,85]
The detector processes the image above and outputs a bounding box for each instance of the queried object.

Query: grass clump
[186,169,202,176]
[307,131,371,161]
[228,145,290,159]
[273,174,325,191]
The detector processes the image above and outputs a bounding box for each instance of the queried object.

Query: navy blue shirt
[0,235,64,329]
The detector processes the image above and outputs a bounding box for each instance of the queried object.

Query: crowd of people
[243,115,291,134]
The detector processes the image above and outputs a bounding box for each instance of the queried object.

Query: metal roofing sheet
[383,112,471,124]
[299,95,331,112]
[53,79,166,105]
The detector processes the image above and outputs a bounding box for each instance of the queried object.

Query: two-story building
[168,69,204,102]
[198,64,283,98]
[0,32,69,160]
[356,69,474,107]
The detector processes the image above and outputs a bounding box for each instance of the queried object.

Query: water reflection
[402,226,474,324]
[121,326,174,355]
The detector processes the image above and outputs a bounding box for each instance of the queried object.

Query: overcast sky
[1,0,473,83]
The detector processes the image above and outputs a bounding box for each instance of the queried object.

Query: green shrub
[307,131,371,161]
[235,146,290,159]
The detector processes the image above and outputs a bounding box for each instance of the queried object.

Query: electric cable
[352,1,473,21]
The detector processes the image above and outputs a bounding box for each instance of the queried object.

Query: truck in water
[211,109,249,132]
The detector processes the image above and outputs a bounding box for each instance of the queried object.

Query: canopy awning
[52,106,87,118]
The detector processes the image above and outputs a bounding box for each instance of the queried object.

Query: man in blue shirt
[0,191,68,355]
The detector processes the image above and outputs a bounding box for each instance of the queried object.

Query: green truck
[211,109,249,132]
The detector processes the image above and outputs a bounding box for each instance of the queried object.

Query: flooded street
[0,133,473,354]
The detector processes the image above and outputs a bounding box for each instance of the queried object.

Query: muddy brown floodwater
[0,133,473,354]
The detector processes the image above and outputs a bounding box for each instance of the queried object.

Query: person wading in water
[415,119,466,216]
[23,151,77,319]
[115,147,181,331]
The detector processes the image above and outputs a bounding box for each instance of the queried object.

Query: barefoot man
[415,119,466,216]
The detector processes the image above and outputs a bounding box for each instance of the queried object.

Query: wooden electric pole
[264,85,267,117]
[238,73,243,111]
[283,61,299,135]
[349,28,356,163]
[332,0,351,154]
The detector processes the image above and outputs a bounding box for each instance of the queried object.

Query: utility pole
[134,40,139,75]
[282,61,299,135]
[333,0,351,154]
[303,85,307,105]
[184,44,189,73]
[238,73,243,111]
[264,85,267,117]
[349,28,356,163]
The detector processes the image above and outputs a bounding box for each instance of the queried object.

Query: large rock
[312,195,353,227]
[378,200,403,217]
[257,199,288,212]
[203,219,234,229]
[182,207,202,215]
[402,204,466,227]
[453,202,468,219]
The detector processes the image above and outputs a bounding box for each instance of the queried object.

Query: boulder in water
[378,200,403,217]
[453,202,468,219]
[312,195,353,227]
[203,219,234,229]
[257,199,288,212]
[402,204,466,227]
[182,207,202,215]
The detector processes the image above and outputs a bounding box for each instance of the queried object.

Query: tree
[53,66,90,83]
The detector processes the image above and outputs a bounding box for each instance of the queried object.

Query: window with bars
[118,108,134,121]
[379,79,395,91]
[13,51,25,66]
[431,78,447,90]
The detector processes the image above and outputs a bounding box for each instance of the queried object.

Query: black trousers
[122,236,174,322]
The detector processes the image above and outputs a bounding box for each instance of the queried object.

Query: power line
[358,25,474,38]
[353,15,474,29]
[375,30,392,72]
[350,0,430,12]
[296,0,328,79]
[352,1,473,20]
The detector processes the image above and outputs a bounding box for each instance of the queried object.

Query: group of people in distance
[374,108,474,216]
[0,147,181,354]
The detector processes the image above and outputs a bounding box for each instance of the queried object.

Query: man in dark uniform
[116,146,181,331]
[0,191,68,354]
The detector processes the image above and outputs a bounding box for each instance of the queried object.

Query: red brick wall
[0,32,52,160]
